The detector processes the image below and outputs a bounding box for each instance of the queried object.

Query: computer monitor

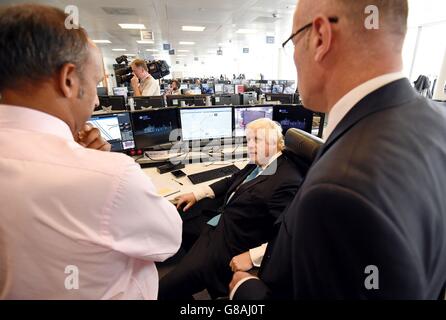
[88,112,135,152]
[214,84,224,94]
[272,85,284,94]
[201,83,214,94]
[98,95,127,111]
[241,92,258,105]
[272,105,313,134]
[213,94,240,106]
[133,96,165,110]
[112,86,128,97]
[223,84,235,94]
[189,85,202,95]
[234,106,274,137]
[265,93,294,104]
[179,107,233,141]
[96,87,107,96]
[130,108,179,150]
[260,84,272,94]
[166,95,206,107]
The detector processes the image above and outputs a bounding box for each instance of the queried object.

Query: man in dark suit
[158,119,308,299]
[230,0,446,299]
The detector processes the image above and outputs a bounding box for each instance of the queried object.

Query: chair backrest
[284,128,324,167]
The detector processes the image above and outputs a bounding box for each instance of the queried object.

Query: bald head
[291,0,408,113]
[294,0,408,48]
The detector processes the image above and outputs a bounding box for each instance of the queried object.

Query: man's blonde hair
[246,118,285,151]
[130,59,148,72]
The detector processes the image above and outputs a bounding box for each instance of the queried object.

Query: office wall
[434,50,446,100]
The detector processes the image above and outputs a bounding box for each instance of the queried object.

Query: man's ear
[312,16,334,63]
[58,63,80,98]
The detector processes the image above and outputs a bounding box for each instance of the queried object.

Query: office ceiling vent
[253,16,280,24]
[101,7,137,16]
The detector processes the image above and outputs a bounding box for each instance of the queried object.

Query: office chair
[284,128,324,168]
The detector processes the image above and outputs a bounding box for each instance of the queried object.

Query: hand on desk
[229,251,253,272]
[77,123,111,151]
[175,193,197,212]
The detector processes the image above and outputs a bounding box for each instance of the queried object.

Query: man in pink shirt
[0,4,182,299]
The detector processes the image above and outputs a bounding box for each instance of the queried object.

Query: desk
[143,158,250,200]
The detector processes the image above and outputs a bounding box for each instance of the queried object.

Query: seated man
[158,118,308,299]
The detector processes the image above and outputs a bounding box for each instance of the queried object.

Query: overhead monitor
[130,108,179,149]
[179,107,233,141]
[88,112,135,152]
[234,106,273,137]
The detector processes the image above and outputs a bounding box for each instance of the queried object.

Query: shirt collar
[0,104,74,141]
[260,151,282,171]
[323,71,406,140]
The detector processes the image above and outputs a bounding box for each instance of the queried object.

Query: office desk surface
[143,159,250,200]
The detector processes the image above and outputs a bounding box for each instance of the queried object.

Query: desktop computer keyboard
[187,164,240,185]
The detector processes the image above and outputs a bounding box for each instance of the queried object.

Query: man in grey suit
[230,0,446,299]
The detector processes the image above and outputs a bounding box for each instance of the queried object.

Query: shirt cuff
[192,185,215,202]
[229,276,259,300]
[249,243,268,267]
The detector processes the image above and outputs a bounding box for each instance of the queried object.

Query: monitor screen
[213,94,236,106]
[214,84,224,94]
[180,107,232,141]
[266,94,294,104]
[98,95,127,111]
[130,108,179,149]
[96,87,107,96]
[223,84,235,94]
[272,105,313,134]
[167,95,206,107]
[133,96,164,110]
[88,112,135,152]
[234,106,273,137]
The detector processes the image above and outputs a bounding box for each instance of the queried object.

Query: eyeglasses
[282,17,339,48]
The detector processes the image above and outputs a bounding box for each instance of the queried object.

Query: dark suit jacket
[234,78,446,300]
[165,151,306,298]
[199,152,306,295]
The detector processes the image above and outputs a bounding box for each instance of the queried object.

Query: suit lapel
[314,78,418,163]
[225,156,284,206]
[222,167,253,205]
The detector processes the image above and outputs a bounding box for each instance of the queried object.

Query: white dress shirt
[230,72,407,299]
[0,104,182,299]
[323,72,406,140]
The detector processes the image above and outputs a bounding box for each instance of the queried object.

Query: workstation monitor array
[89,105,315,153]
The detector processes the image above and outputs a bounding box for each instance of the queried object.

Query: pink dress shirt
[0,104,182,299]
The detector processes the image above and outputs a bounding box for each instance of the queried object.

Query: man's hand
[229,271,254,293]
[175,193,197,211]
[77,123,111,151]
[229,251,254,272]
[130,75,139,89]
